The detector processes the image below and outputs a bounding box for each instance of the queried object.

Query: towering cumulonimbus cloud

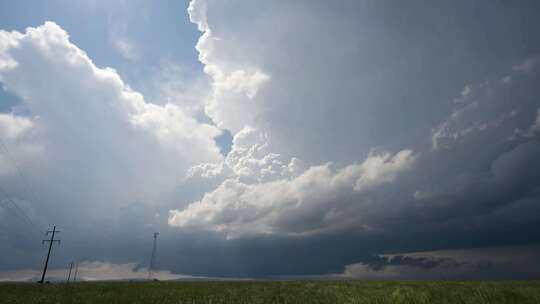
[188,0,270,134]
[169,0,540,248]
[0,22,223,216]
[169,0,419,238]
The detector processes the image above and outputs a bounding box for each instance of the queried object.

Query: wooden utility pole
[148,232,159,280]
[73,261,79,282]
[66,261,74,283]
[39,226,60,284]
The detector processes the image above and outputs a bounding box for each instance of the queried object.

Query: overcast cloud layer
[1,0,540,279]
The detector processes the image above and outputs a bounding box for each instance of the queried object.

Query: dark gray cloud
[340,246,540,280]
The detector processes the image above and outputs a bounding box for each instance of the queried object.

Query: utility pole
[148,232,159,280]
[73,261,79,282]
[66,261,74,283]
[39,226,61,284]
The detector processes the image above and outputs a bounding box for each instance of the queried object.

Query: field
[1,280,540,304]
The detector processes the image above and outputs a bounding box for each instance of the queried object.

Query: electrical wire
[0,184,45,235]
[0,138,46,235]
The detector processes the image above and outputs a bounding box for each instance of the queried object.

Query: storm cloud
[1,0,540,279]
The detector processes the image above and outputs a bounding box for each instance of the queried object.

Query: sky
[1,0,540,281]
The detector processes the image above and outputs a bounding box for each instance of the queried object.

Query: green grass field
[1,280,539,304]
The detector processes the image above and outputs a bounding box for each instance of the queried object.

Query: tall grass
[1,280,539,304]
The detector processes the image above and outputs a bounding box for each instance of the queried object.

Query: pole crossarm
[42,240,61,244]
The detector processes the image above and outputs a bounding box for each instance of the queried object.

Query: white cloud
[146,60,210,117]
[188,0,270,133]
[187,127,303,184]
[353,150,415,191]
[130,102,221,158]
[112,38,140,61]
[0,22,221,160]
[0,261,198,282]
[0,112,33,140]
[0,29,22,70]
[0,113,42,176]
[170,148,415,239]
[0,22,222,213]
[187,0,209,32]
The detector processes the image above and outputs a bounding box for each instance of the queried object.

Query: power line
[0,138,46,234]
[0,139,42,210]
[0,184,45,235]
